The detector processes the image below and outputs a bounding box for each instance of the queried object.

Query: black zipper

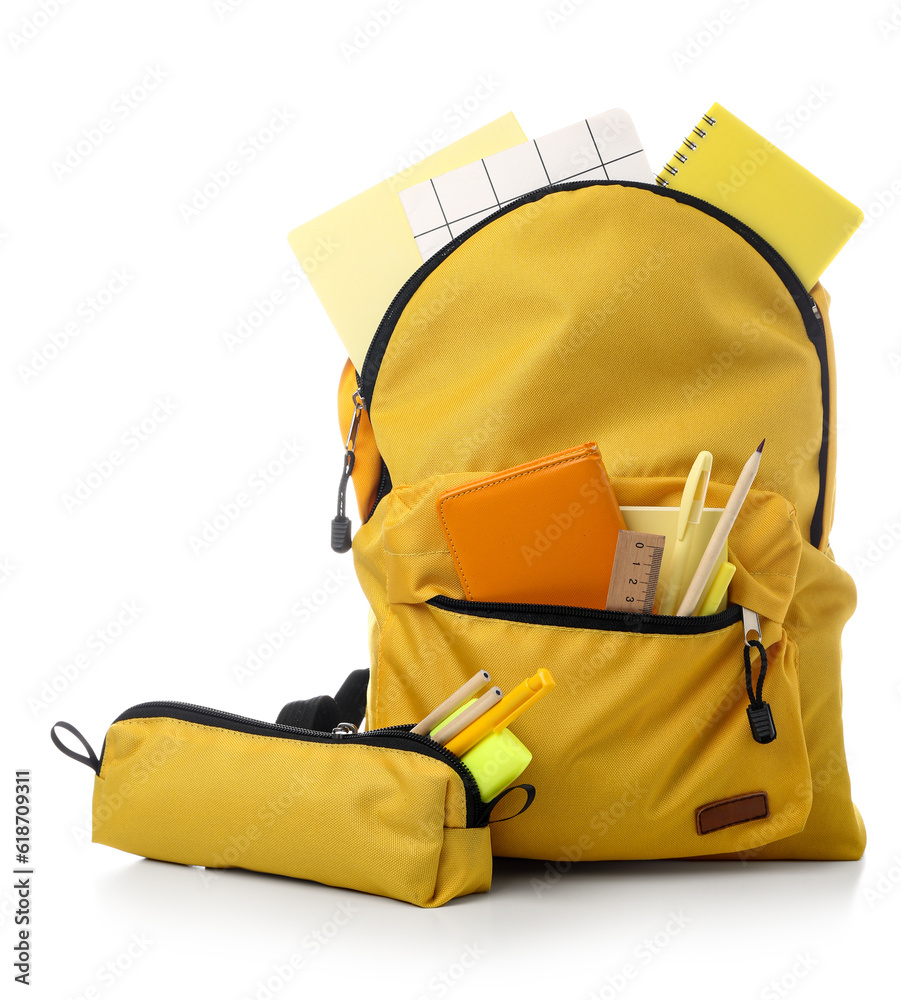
[428,594,742,635]
[368,462,392,519]
[354,179,830,547]
[108,701,485,827]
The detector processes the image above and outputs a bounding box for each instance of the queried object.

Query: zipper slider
[741,606,761,646]
[331,390,364,553]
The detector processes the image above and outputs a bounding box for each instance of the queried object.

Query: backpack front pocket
[376,597,810,861]
[371,471,809,860]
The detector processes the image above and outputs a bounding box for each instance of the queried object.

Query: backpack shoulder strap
[276,668,369,732]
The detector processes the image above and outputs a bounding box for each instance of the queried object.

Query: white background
[3,0,900,997]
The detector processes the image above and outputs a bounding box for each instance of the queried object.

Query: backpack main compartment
[341,180,865,862]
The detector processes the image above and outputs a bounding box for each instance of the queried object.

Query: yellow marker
[659,451,712,614]
[695,561,736,616]
[444,669,556,758]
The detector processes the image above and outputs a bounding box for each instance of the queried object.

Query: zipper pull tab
[740,606,777,744]
[331,390,364,553]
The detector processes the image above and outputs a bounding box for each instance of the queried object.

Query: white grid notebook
[400,109,652,260]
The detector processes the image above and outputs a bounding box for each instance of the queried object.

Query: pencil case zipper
[345,178,830,547]
[106,701,485,827]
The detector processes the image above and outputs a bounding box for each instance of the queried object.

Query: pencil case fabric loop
[52,704,505,908]
[50,721,101,775]
[484,783,536,823]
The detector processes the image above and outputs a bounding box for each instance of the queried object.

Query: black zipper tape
[368,461,392,519]
[109,701,485,828]
[428,594,742,635]
[355,179,829,547]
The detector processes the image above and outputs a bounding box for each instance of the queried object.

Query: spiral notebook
[656,103,863,290]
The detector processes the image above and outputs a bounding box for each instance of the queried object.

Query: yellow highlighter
[696,561,736,616]
[658,451,712,615]
[444,669,556,758]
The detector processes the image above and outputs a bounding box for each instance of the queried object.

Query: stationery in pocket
[436,443,625,607]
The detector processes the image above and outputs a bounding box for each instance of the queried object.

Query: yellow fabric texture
[92,717,491,907]
[349,182,865,861]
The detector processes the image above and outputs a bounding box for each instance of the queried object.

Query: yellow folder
[287,114,526,371]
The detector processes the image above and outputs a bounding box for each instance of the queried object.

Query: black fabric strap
[50,722,100,775]
[485,784,536,824]
[276,696,339,732]
[276,668,370,732]
[334,669,368,727]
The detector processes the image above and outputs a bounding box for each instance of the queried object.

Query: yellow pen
[444,669,556,758]
[658,451,712,615]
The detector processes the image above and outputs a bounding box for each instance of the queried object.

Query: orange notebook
[436,443,625,607]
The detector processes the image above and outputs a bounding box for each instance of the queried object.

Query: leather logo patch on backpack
[696,792,769,835]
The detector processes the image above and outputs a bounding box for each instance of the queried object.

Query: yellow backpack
[334,179,865,863]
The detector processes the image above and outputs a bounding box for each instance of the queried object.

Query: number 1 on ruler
[605,531,666,613]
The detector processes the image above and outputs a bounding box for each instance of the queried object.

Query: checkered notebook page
[400,109,652,260]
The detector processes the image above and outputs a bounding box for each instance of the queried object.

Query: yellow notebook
[657,103,863,290]
[287,114,526,371]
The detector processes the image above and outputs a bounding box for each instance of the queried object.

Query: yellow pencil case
[50,703,532,907]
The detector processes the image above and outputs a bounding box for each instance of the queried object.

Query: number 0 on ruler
[605,530,666,613]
